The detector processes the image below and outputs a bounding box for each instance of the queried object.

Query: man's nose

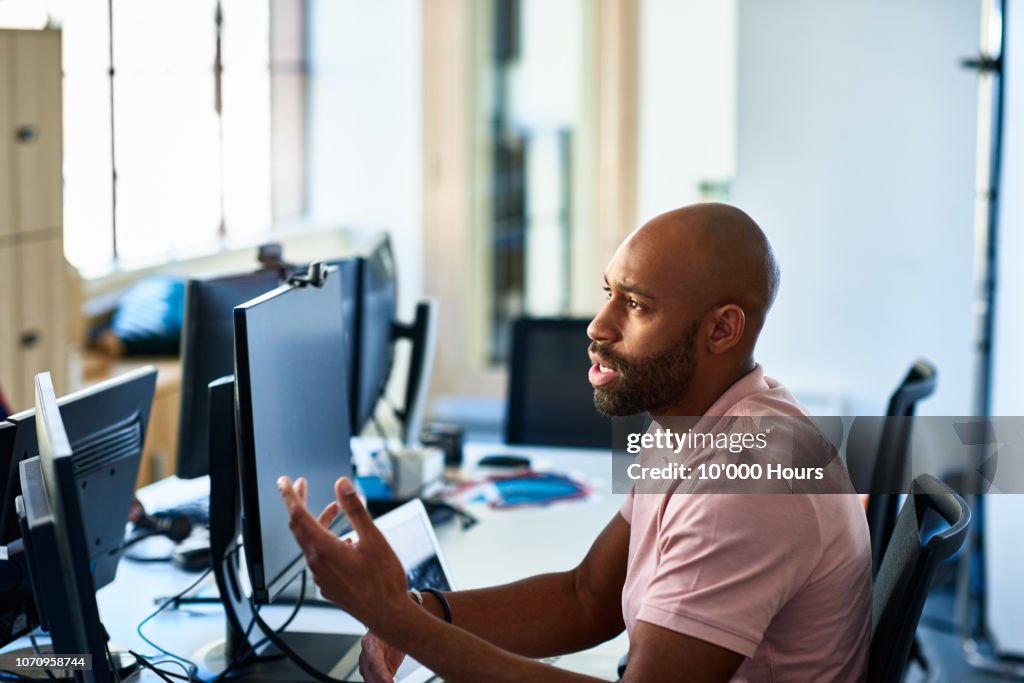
[588,301,619,343]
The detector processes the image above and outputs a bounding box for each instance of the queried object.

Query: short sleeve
[636,494,821,657]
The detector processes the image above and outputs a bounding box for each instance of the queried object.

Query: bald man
[278,204,872,683]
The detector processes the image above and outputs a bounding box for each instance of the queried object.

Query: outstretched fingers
[335,477,383,544]
[278,476,341,559]
[318,500,340,528]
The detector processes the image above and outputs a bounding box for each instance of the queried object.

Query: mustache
[589,341,631,373]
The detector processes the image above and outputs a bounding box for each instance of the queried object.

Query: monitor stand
[193,377,361,682]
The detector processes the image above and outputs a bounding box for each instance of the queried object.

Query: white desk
[95,441,629,681]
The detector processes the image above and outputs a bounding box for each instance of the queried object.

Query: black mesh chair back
[867,360,937,576]
[506,317,612,448]
[869,474,970,683]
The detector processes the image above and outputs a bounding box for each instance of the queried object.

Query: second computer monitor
[234,266,354,604]
[178,268,282,479]
[354,237,398,434]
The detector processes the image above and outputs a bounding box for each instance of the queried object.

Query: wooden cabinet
[0,29,70,412]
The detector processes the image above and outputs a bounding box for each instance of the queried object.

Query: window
[59,0,304,275]
[422,0,638,394]
[484,0,584,361]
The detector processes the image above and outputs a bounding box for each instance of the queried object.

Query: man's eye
[628,299,644,311]
[603,287,612,299]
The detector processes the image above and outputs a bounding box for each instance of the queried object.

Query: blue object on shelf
[110,276,186,355]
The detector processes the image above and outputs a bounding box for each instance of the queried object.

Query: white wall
[732,0,980,415]
[636,0,736,219]
[307,0,423,318]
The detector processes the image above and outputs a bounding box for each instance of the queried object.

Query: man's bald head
[589,203,779,416]
[622,203,780,343]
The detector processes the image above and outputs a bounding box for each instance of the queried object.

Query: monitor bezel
[28,374,113,674]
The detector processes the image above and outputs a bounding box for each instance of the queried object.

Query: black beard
[591,322,699,417]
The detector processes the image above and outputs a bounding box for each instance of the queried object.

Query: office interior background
[1,0,1023,680]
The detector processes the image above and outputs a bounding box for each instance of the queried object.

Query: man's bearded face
[590,321,699,417]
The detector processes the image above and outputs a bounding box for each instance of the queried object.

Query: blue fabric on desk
[492,473,588,507]
[110,276,186,355]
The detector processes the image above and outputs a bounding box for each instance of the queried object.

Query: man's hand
[359,631,407,683]
[277,475,411,632]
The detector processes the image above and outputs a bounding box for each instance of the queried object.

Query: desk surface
[96,441,629,681]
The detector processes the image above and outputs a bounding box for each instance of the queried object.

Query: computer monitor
[288,257,363,432]
[177,269,282,479]
[280,240,432,446]
[393,299,439,447]
[354,236,398,434]
[2,366,157,588]
[0,420,38,649]
[234,266,354,604]
[506,317,637,448]
[15,372,147,682]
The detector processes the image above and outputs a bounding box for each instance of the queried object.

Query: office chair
[507,317,640,448]
[869,474,971,683]
[867,360,937,577]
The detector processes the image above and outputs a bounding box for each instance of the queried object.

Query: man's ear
[707,305,745,355]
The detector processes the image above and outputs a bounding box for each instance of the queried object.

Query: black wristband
[421,587,452,624]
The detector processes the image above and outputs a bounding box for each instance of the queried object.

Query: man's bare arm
[417,513,629,657]
[281,477,744,683]
[379,602,743,683]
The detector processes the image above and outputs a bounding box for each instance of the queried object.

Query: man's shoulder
[729,373,808,419]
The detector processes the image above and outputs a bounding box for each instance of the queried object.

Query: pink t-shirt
[620,365,871,682]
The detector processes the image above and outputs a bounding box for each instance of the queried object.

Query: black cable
[104,643,123,683]
[134,547,313,682]
[248,575,357,683]
[208,603,261,683]
[140,657,193,682]
[209,567,307,680]
[249,608,356,683]
[28,634,56,681]
[246,570,306,664]
[136,566,213,680]
[274,570,306,634]
[124,649,173,683]
[147,657,194,681]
